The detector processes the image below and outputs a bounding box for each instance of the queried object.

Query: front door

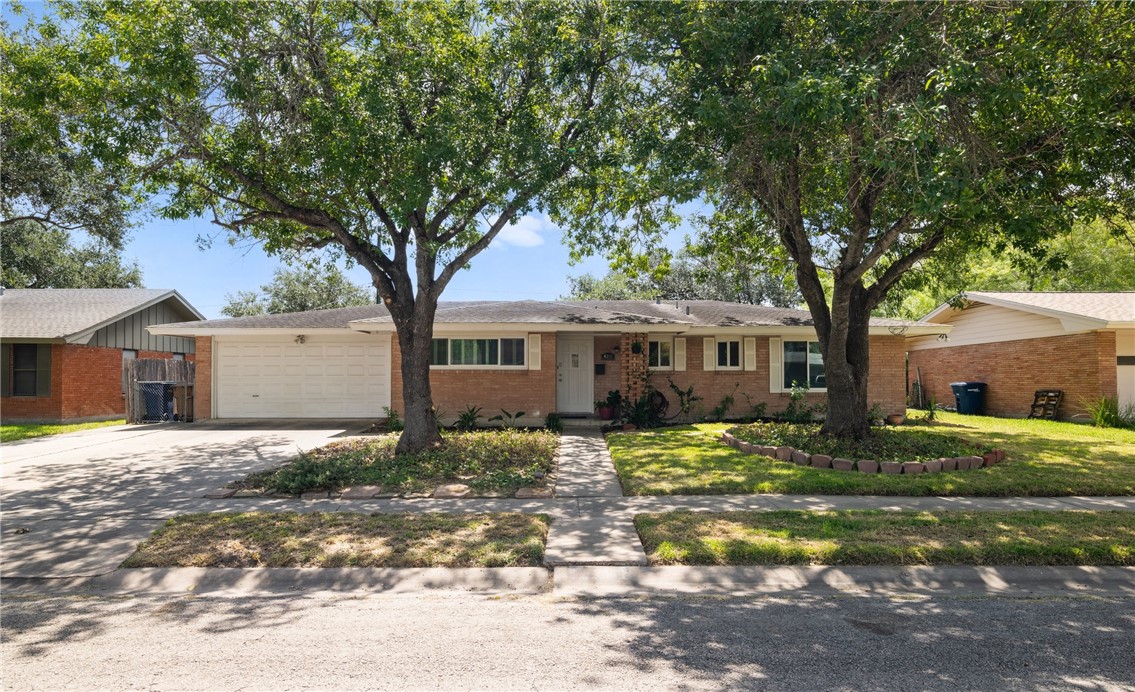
[556,335,594,414]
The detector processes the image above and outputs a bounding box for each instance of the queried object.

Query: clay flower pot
[886,414,906,426]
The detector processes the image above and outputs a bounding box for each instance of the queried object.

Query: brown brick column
[620,332,649,403]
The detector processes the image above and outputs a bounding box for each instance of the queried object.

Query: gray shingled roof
[0,288,203,340]
[966,292,1135,324]
[159,299,937,330]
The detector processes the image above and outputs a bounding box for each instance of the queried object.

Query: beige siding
[1115,328,1135,357]
[907,303,1071,351]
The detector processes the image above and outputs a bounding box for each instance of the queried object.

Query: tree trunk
[819,294,872,439]
[394,307,442,455]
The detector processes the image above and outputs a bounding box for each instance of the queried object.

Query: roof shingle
[0,289,201,340]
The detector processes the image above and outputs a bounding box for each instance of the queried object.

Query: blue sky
[126,212,688,319]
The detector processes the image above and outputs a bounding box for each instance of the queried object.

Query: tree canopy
[588,2,1135,437]
[566,247,800,307]
[222,264,372,318]
[36,0,648,451]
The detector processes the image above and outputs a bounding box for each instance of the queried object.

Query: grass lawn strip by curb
[122,512,549,568]
[236,429,558,496]
[636,510,1135,566]
[608,412,1135,496]
[1,419,126,443]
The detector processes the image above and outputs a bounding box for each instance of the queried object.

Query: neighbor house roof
[149,299,948,336]
[922,292,1135,329]
[0,288,204,342]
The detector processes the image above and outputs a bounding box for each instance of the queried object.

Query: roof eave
[66,290,205,344]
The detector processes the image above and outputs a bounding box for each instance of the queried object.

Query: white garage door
[215,336,391,418]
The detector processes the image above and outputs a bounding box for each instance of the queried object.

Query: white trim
[768,337,782,393]
[429,335,529,370]
[528,333,541,370]
[743,337,756,371]
[70,290,205,343]
[647,337,674,371]
[674,337,686,372]
[715,336,743,370]
[921,293,1132,328]
[781,338,828,393]
[703,337,715,372]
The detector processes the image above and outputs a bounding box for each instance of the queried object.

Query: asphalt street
[4,591,1134,690]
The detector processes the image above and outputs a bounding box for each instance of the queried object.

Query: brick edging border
[719,431,1006,474]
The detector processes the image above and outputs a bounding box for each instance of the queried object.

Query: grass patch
[608,411,1135,496]
[0,418,126,442]
[238,429,558,496]
[636,509,1135,566]
[730,420,986,461]
[121,511,549,568]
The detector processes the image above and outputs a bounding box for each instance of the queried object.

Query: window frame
[11,344,39,397]
[647,338,674,370]
[429,335,528,370]
[782,340,827,392]
[715,338,742,370]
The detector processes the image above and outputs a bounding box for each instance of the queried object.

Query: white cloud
[494,214,554,248]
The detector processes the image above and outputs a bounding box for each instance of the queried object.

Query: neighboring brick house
[907,292,1135,420]
[1,289,203,423]
[149,300,946,423]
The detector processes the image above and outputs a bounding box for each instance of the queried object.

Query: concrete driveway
[1,420,369,579]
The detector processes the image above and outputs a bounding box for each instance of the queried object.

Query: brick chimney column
[620,332,649,402]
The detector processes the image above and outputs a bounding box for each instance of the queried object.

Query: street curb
[552,565,1135,598]
[1,567,553,597]
[5,565,1134,598]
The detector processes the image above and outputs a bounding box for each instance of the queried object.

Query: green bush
[1083,395,1135,429]
[729,421,986,462]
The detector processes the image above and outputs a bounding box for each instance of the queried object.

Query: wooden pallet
[1028,390,1063,420]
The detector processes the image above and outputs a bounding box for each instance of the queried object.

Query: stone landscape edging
[719,431,1005,475]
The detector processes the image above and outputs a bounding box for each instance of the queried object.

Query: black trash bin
[949,381,987,415]
[139,381,176,422]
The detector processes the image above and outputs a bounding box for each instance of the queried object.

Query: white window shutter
[744,337,756,371]
[768,337,782,392]
[674,337,686,371]
[703,337,715,372]
[528,334,541,370]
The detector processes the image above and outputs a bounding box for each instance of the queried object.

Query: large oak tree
[35,0,648,452]
[607,2,1135,438]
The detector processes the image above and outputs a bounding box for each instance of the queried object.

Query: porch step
[560,417,606,430]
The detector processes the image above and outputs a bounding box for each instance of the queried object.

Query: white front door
[556,335,594,414]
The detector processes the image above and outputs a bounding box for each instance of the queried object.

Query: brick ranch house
[907,292,1135,420]
[1,288,203,423]
[148,300,947,423]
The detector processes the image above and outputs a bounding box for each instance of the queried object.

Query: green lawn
[636,510,1135,566]
[121,511,549,568]
[607,412,1135,496]
[0,418,126,443]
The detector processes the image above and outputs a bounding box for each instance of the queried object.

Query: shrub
[455,405,483,431]
[1082,395,1135,429]
[729,421,986,462]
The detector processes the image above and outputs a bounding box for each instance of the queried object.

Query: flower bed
[724,421,1002,475]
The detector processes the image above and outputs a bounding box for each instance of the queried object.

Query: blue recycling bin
[949,381,987,415]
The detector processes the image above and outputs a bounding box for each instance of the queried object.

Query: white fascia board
[66,291,207,344]
[679,325,950,337]
[963,293,1110,330]
[919,301,957,323]
[146,327,361,337]
[349,322,691,334]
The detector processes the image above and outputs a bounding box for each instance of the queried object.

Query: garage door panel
[216,338,391,418]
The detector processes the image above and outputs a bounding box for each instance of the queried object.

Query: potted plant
[630,341,643,354]
[595,390,621,420]
[886,413,906,426]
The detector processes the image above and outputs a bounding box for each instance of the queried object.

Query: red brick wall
[908,331,1117,419]
[389,333,558,423]
[593,335,622,403]
[646,335,906,420]
[194,336,213,421]
[1,343,191,423]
